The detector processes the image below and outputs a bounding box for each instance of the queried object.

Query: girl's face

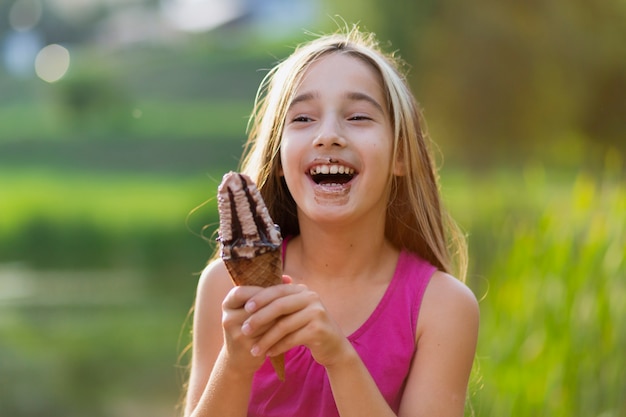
[280,52,398,227]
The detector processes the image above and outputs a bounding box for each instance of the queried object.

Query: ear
[392,149,406,176]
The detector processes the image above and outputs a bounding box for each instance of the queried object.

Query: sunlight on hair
[34,44,70,83]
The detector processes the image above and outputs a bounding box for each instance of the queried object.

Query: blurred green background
[0,1,624,416]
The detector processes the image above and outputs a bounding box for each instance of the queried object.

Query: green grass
[0,298,188,417]
[126,100,252,140]
[0,168,218,232]
[458,169,626,416]
[0,99,253,142]
[0,168,222,274]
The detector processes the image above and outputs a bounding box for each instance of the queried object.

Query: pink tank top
[248,246,436,416]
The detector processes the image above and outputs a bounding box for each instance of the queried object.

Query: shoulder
[417,270,479,343]
[189,259,235,371]
[194,259,233,330]
[427,271,478,311]
[195,258,235,307]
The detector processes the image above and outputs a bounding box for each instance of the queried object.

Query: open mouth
[309,164,356,186]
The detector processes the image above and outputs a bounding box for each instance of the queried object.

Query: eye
[292,115,313,123]
[348,115,372,121]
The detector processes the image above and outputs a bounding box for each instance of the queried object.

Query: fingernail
[241,321,251,335]
[250,345,260,357]
[245,301,256,313]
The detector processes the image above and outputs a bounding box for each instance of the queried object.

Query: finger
[240,291,306,340]
[244,283,307,313]
[246,290,325,352]
[222,285,264,310]
[250,308,311,357]
[263,307,346,366]
[240,284,311,340]
[282,274,293,284]
[253,298,334,358]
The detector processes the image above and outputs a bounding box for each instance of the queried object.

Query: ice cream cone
[218,172,285,381]
[223,250,282,288]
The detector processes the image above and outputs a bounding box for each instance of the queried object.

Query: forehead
[293,52,386,104]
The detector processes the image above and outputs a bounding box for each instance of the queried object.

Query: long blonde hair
[240,27,467,281]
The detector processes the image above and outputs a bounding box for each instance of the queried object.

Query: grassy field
[451,166,626,416]
[0,168,219,417]
[1,161,624,416]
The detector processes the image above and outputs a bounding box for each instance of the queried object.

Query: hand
[240,276,349,367]
[218,275,298,375]
[220,284,269,376]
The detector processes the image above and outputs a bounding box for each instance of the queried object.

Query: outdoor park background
[0,0,624,416]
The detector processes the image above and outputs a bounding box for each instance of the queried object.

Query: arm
[294,273,478,417]
[184,260,264,417]
[398,271,480,417]
[324,343,399,417]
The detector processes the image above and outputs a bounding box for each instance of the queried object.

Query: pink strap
[281,236,291,268]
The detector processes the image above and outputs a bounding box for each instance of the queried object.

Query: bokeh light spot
[35,44,70,83]
[161,0,245,32]
[9,0,43,32]
[2,30,43,77]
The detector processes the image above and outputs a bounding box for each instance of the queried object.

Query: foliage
[455,164,625,416]
[320,0,626,166]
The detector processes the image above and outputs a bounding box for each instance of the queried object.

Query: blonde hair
[240,27,467,281]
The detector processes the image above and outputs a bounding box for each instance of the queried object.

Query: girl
[184,27,479,417]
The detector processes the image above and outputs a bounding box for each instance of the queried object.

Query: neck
[291,215,395,283]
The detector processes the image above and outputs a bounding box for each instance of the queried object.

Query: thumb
[281,275,293,284]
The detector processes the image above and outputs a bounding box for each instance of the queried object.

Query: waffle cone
[224,250,282,287]
[224,248,285,381]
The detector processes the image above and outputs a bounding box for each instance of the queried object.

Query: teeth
[309,164,355,176]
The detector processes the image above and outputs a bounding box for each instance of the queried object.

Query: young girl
[184,27,479,417]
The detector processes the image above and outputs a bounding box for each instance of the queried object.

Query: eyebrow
[288,92,316,109]
[288,91,385,114]
[345,91,385,114]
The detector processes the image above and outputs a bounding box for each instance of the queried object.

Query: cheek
[279,138,296,177]
[280,131,302,154]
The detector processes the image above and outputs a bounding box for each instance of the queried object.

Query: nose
[312,116,346,148]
